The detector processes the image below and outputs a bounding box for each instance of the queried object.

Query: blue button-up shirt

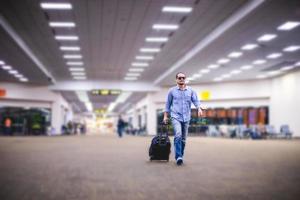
[165,86,200,122]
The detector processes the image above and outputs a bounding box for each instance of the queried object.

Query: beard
[178,82,185,85]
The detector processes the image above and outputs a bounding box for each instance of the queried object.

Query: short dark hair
[176,72,185,79]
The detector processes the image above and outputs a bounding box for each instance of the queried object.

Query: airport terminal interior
[1,0,300,199]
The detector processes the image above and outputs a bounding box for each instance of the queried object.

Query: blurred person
[163,72,202,166]
[80,123,85,135]
[67,121,73,135]
[4,117,13,136]
[117,115,126,138]
[257,123,267,139]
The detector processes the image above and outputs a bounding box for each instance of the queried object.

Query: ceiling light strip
[162,6,193,13]
[55,35,79,40]
[135,56,154,60]
[40,3,72,10]
[145,37,168,42]
[60,46,81,51]
[152,24,179,30]
[49,22,75,27]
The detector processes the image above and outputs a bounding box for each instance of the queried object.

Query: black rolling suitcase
[149,124,171,161]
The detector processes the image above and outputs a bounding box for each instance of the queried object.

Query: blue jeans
[171,118,189,160]
[117,127,123,137]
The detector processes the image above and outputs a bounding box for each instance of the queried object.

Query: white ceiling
[160,0,300,85]
[1,0,300,113]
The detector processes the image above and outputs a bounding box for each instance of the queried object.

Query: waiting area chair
[279,125,293,139]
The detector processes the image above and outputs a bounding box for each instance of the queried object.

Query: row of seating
[206,124,293,139]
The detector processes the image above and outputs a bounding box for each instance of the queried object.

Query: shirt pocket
[185,93,192,102]
[173,92,181,101]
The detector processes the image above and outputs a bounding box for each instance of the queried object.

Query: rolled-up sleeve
[191,90,200,109]
[165,90,173,113]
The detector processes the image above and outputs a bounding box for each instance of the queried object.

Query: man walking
[163,72,202,166]
[117,115,126,138]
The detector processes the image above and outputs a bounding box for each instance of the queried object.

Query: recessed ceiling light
[2,65,12,70]
[126,73,140,77]
[283,45,300,52]
[14,74,24,78]
[257,34,277,42]
[217,58,230,64]
[63,55,82,59]
[228,52,243,58]
[266,53,282,59]
[253,59,266,65]
[140,48,160,53]
[71,72,86,76]
[8,70,18,74]
[277,21,300,31]
[207,64,220,69]
[129,68,144,72]
[240,65,253,70]
[0,60,5,65]
[192,74,202,78]
[200,69,210,73]
[74,76,86,80]
[145,37,168,42]
[19,78,28,82]
[66,61,83,66]
[280,65,294,71]
[40,3,72,10]
[221,74,231,78]
[131,62,149,67]
[162,6,192,13]
[135,56,154,60]
[55,35,79,41]
[60,46,81,51]
[256,75,267,79]
[213,77,223,82]
[124,77,138,81]
[49,22,75,27]
[152,24,179,30]
[268,70,281,75]
[69,68,85,71]
[241,44,258,50]
[230,70,241,74]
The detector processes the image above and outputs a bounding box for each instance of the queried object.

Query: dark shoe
[176,157,183,166]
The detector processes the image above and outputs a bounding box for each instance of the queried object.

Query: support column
[131,106,138,129]
[51,101,71,135]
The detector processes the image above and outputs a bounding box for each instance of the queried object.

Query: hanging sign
[200,90,211,100]
[91,89,121,95]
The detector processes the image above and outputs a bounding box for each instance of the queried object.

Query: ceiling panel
[160,0,300,85]
[114,92,147,113]
[0,26,50,84]
[61,91,87,113]
[0,0,70,81]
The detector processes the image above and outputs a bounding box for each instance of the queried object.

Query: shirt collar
[176,85,188,90]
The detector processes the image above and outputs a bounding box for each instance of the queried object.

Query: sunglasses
[177,76,186,80]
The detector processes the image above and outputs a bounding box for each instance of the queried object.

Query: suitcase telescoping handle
[159,122,169,137]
